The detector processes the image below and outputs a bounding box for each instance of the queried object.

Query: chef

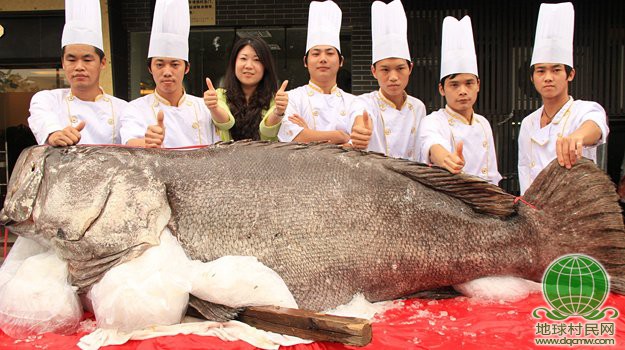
[28,0,127,146]
[348,0,426,161]
[418,16,501,185]
[120,0,219,148]
[278,0,354,145]
[518,2,609,194]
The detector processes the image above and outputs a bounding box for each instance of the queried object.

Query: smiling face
[305,45,342,86]
[235,44,265,89]
[149,57,189,97]
[439,73,480,115]
[371,58,413,101]
[62,44,105,92]
[531,63,575,100]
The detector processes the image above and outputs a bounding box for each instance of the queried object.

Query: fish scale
[1,141,624,312]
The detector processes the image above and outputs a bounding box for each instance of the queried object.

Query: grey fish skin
[1,142,624,312]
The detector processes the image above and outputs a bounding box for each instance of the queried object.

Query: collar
[546,96,574,125]
[154,89,187,107]
[444,105,475,125]
[377,89,408,110]
[68,87,109,102]
[308,81,338,94]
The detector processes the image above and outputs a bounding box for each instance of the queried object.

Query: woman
[204,36,288,141]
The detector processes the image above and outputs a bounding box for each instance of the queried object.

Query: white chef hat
[148,0,190,61]
[371,0,411,64]
[61,0,104,51]
[530,2,575,68]
[440,16,479,80]
[306,1,342,53]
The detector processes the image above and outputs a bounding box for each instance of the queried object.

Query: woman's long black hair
[224,36,278,140]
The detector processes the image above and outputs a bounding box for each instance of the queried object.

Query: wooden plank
[238,305,372,347]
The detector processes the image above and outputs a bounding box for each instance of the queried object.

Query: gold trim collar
[154,89,187,107]
[378,89,408,110]
[308,81,338,94]
[68,87,108,102]
[444,105,475,125]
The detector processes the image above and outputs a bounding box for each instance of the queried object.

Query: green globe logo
[533,254,619,321]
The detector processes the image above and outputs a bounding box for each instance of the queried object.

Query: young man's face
[150,57,189,96]
[439,73,480,114]
[371,58,413,100]
[62,44,105,91]
[531,63,575,100]
[305,45,342,84]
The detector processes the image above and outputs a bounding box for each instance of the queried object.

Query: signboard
[189,0,216,26]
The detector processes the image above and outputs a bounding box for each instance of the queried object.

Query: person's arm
[47,121,86,146]
[144,110,165,148]
[350,110,373,150]
[27,90,77,146]
[517,120,531,195]
[204,79,231,125]
[557,105,607,169]
[288,114,349,144]
[429,142,465,174]
[264,80,289,127]
[260,99,281,141]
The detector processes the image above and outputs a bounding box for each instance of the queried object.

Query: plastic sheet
[1,292,624,349]
[88,228,193,332]
[190,256,298,309]
[0,250,82,338]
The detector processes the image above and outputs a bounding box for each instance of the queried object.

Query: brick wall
[216,0,376,94]
[110,0,376,97]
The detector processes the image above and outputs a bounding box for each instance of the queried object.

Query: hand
[274,80,289,117]
[350,110,373,150]
[288,114,309,129]
[203,77,218,111]
[145,110,165,148]
[47,121,85,147]
[442,141,465,174]
[557,135,584,169]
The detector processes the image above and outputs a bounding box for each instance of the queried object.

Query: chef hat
[440,16,479,80]
[61,0,104,51]
[371,0,410,64]
[530,2,575,68]
[148,0,190,61]
[306,1,342,53]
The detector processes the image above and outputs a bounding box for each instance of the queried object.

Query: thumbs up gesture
[350,110,373,150]
[145,110,165,148]
[273,80,289,117]
[47,120,86,147]
[444,141,465,174]
[203,77,218,111]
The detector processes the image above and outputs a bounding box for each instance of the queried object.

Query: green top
[214,88,280,142]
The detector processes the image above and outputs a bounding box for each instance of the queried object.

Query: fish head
[24,146,171,289]
[0,146,48,239]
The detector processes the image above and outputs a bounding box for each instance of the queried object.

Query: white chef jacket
[120,91,220,148]
[28,88,127,145]
[278,82,355,142]
[348,90,426,161]
[418,107,502,185]
[518,97,609,194]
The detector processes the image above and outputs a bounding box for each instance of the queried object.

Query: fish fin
[404,286,461,300]
[187,295,243,322]
[384,159,516,217]
[524,158,625,294]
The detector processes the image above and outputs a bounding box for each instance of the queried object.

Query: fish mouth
[0,209,12,225]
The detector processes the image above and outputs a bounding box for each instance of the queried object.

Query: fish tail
[523,159,625,294]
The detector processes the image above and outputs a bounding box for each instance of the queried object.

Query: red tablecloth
[1,293,624,349]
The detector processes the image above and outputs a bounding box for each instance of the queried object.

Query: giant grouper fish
[1,141,624,313]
